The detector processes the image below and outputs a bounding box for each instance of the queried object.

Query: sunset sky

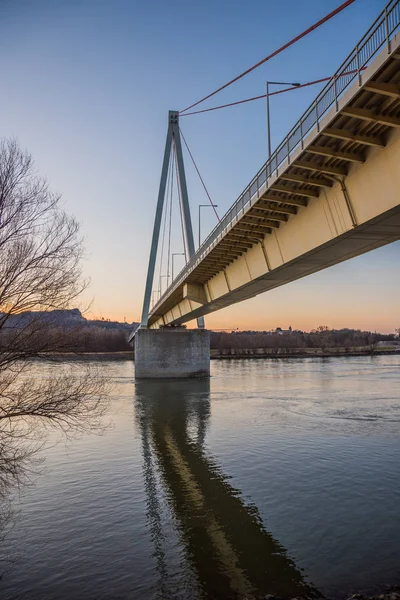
[1,0,398,333]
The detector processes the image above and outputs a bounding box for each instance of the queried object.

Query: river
[0,355,399,600]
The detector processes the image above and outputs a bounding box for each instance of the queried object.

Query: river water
[0,355,399,600]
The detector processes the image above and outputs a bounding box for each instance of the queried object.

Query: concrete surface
[134,328,210,379]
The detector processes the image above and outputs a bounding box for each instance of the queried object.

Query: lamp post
[172,253,185,281]
[266,81,301,160]
[198,204,218,248]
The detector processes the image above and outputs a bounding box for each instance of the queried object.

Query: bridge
[134,0,400,378]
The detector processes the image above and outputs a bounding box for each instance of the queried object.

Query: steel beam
[322,127,386,147]
[234,226,269,236]
[341,107,400,127]
[242,217,281,228]
[254,202,298,215]
[293,159,347,176]
[249,210,288,221]
[279,173,333,187]
[364,81,400,98]
[210,253,242,261]
[307,145,365,163]
[210,247,242,256]
[261,193,308,207]
[219,242,252,250]
[271,184,319,198]
[225,233,258,242]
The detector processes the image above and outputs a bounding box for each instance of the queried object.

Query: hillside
[0,308,139,332]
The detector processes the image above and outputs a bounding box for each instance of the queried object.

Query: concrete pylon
[139,111,204,330]
[134,111,209,379]
[134,327,210,379]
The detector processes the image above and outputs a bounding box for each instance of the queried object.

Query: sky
[0,0,398,333]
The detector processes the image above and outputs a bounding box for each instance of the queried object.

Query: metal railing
[152,0,400,315]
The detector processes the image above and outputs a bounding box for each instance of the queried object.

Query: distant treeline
[0,324,132,354]
[210,327,398,350]
[75,327,132,352]
[75,325,398,352]
[1,324,397,354]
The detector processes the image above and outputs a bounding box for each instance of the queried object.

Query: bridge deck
[149,3,400,328]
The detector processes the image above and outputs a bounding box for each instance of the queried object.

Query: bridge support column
[134,328,210,379]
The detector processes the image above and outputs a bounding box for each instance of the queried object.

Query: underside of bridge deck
[149,34,400,328]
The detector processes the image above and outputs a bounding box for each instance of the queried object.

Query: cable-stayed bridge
[135,0,400,377]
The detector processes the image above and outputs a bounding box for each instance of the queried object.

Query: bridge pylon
[135,111,210,379]
[140,110,204,330]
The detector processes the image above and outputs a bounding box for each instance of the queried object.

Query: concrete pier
[134,328,210,379]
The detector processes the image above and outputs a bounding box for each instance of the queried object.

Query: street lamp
[198,204,218,248]
[172,253,185,281]
[266,81,301,160]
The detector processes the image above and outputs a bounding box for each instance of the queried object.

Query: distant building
[376,340,400,348]
[275,326,293,335]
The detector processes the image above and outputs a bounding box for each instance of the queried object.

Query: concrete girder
[224,232,258,242]
[233,226,270,236]
[271,184,319,198]
[249,210,288,222]
[241,217,281,228]
[255,202,298,215]
[220,243,254,251]
[193,268,228,280]
[209,249,242,258]
[307,145,365,163]
[260,193,308,207]
[219,242,253,251]
[341,107,400,127]
[195,261,231,275]
[203,254,234,265]
[209,246,243,255]
[279,173,333,188]
[194,269,219,278]
[293,160,348,176]
[364,81,400,98]
[200,256,232,267]
[322,127,386,147]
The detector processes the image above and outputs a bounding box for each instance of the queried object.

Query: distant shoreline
[38,351,134,361]
[210,346,399,359]
[37,347,400,362]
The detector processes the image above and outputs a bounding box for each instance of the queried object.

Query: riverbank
[346,590,400,600]
[42,351,134,361]
[279,588,400,600]
[264,586,400,600]
[42,347,400,361]
[210,346,399,359]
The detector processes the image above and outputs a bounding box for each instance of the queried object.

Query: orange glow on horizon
[85,305,398,335]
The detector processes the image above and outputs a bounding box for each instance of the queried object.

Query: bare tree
[0,139,109,449]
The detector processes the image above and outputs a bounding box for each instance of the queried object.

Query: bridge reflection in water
[135,380,321,600]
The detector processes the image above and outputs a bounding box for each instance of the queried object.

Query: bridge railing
[152,0,400,316]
